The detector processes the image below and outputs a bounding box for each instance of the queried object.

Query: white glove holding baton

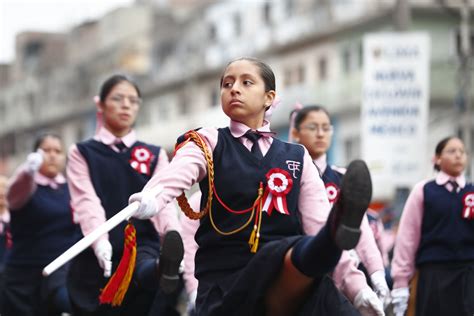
[391,287,409,316]
[26,149,44,174]
[370,270,391,308]
[129,186,163,220]
[94,239,112,278]
[354,288,385,316]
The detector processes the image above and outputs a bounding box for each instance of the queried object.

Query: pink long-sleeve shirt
[67,127,180,247]
[391,171,466,289]
[7,164,66,210]
[160,120,368,301]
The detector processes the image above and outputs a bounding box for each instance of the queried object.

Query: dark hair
[433,136,457,171]
[33,132,62,151]
[99,74,141,102]
[292,105,331,130]
[220,57,276,92]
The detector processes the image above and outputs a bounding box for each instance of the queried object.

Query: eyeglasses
[442,148,466,156]
[107,94,142,106]
[299,124,333,134]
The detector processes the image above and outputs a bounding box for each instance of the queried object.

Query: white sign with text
[362,33,431,199]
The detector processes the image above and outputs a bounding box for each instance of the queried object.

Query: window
[318,57,327,80]
[342,48,351,74]
[210,89,219,107]
[263,3,272,25]
[179,94,188,115]
[297,64,305,83]
[209,24,217,41]
[283,68,292,87]
[234,14,241,37]
[285,0,294,17]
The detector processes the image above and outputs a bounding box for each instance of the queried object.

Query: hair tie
[264,96,281,120]
[288,102,303,143]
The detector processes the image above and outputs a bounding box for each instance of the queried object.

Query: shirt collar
[229,119,275,138]
[313,154,328,174]
[34,172,66,189]
[435,170,466,189]
[94,127,137,148]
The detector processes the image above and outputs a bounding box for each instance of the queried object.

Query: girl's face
[436,138,467,177]
[38,136,65,179]
[292,110,333,160]
[100,81,140,137]
[221,60,275,129]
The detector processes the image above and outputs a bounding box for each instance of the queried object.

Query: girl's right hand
[25,149,44,174]
[129,190,160,220]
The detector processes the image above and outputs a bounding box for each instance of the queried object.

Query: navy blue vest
[416,180,474,265]
[195,128,304,277]
[321,165,343,188]
[9,184,79,267]
[76,139,161,256]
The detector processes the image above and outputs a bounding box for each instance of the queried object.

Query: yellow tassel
[99,223,137,306]
[248,225,257,248]
[251,233,260,253]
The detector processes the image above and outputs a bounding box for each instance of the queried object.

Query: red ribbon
[262,168,293,216]
[325,182,339,206]
[129,146,154,175]
[462,192,474,219]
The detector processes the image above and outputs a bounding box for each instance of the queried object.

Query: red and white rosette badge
[129,146,154,175]
[462,192,474,219]
[325,183,339,206]
[262,168,293,216]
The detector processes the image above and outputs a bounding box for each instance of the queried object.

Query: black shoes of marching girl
[330,159,372,250]
[157,230,184,293]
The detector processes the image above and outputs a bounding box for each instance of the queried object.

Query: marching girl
[129,57,372,315]
[391,136,474,316]
[66,75,183,315]
[4,133,78,316]
[290,105,390,313]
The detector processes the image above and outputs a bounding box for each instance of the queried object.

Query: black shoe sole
[335,159,372,250]
[158,230,184,294]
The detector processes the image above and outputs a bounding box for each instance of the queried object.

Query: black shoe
[331,159,372,250]
[157,230,184,294]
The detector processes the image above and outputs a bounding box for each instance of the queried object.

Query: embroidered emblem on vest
[262,168,293,215]
[285,160,301,179]
[129,146,154,175]
[462,192,474,219]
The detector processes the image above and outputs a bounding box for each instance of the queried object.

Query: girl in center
[130,57,372,315]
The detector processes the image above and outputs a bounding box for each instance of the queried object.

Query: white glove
[94,239,112,278]
[354,288,385,316]
[391,287,409,316]
[25,150,44,174]
[370,270,391,308]
[129,190,160,220]
[187,289,197,315]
